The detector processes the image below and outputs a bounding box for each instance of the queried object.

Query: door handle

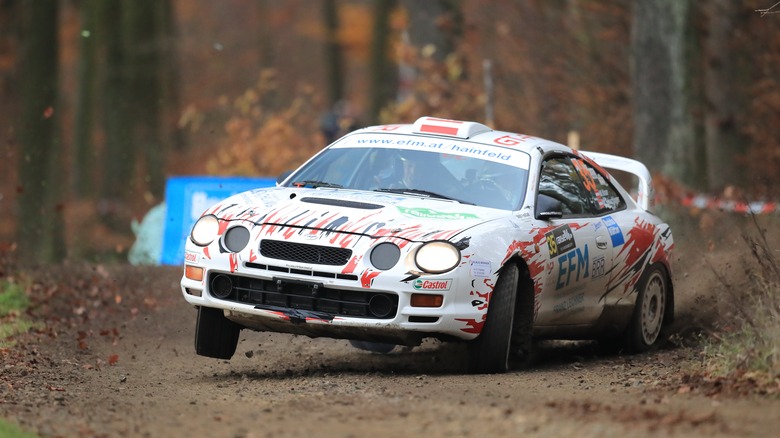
[596,236,608,249]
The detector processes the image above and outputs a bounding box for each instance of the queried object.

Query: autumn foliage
[204,71,326,177]
[2,0,780,259]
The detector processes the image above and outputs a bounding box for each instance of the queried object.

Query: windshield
[284,137,530,210]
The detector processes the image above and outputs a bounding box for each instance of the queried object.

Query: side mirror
[276,170,293,186]
[535,193,563,220]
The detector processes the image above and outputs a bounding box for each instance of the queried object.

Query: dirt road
[2,264,779,438]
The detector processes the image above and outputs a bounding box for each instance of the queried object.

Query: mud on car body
[180,116,674,374]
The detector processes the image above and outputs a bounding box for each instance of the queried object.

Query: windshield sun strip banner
[336,134,532,169]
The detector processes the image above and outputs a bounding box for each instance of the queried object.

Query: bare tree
[73,0,98,198]
[17,0,65,262]
[323,0,343,106]
[631,0,704,188]
[704,0,744,192]
[756,1,780,17]
[402,0,462,62]
[368,0,397,123]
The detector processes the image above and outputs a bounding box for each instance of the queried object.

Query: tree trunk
[73,0,98,198]
[632,0,703,188]
[159,0,185,151]
[402,0,463,62]
[704,0,742,192]
[101,0,133,202]
[323,0,343,106]
[368,0,397,124]
[125,0,165,199]
[16,0,64,262]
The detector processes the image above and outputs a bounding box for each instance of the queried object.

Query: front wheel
[194,306,241,359]
[467,264,519,374]
[624,264,669,353]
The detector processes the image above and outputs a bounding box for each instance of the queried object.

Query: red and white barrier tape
[678,195,779,215]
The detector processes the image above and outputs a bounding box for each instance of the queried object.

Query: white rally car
[181,117,674,373]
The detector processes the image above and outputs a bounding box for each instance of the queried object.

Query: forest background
[1,0,779,264]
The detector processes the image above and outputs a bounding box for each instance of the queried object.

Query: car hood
[203,187,509,242]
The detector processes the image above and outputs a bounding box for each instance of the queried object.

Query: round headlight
[224,226,250,253]
[191,215,219,247]
[370,242,401,270]
[414,241,461,274]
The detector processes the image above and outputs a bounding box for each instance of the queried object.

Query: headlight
[224,226,250,252]
[190,215,219,247]
[414,241,461,274]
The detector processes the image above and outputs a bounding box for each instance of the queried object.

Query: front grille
[208,273,398,319]
[260,240,352,266]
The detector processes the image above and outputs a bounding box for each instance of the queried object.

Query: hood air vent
[300,197,384,210]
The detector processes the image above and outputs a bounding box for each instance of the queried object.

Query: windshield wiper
[291,180,343,189]
[374,188,475,205]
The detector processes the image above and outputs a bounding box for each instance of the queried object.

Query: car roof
[348,116,570,157]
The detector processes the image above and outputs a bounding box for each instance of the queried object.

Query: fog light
[370,242,401,270]
[210,274,234,299]
[224,226,250,252]
[185,265,204,281]
[368,294,394,318]
[411,294,443,308]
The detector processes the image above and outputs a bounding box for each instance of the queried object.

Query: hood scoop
[300,197,384,210]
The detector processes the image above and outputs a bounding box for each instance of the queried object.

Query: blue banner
[160,176,275,265]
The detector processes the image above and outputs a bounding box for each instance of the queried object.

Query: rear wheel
[467,263,523,374]
[194,306,241,359]
[624,264,668,353]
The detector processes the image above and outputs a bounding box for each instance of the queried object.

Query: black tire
[510,268,535,367]
[348,340,396,354]
[194,306,241,359]
[624,264,669,353]
[467,263,520,374]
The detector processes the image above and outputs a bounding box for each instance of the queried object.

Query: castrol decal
[184,251,200,264]
[413,279,452,291]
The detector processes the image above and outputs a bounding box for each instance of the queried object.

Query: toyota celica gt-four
[181,116,674,373]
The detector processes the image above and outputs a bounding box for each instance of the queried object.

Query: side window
[538,157,591,217]
[571,158,626,215]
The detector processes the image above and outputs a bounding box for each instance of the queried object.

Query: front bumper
[180,242,488,345]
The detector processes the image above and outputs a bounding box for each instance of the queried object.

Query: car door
[534,155,613,326]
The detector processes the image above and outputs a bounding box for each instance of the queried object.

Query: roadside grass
[0,278,37,348]
[0,419,39,438]
[701,215,780,389]
[1,278,42,438]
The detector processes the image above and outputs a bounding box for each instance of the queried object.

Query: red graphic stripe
[455,317,485,334]
[420,124,459,135]
[360,270,381,288]
[229,253,238,273]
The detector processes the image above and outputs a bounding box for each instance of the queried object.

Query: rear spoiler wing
[581,151,654,211]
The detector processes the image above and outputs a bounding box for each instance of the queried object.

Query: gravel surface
[1,259,778,438]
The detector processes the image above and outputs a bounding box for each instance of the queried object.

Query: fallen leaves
[107,354,119,366]
[77,330,89,350]
[544,399,724,433]
[679,371,780,397]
